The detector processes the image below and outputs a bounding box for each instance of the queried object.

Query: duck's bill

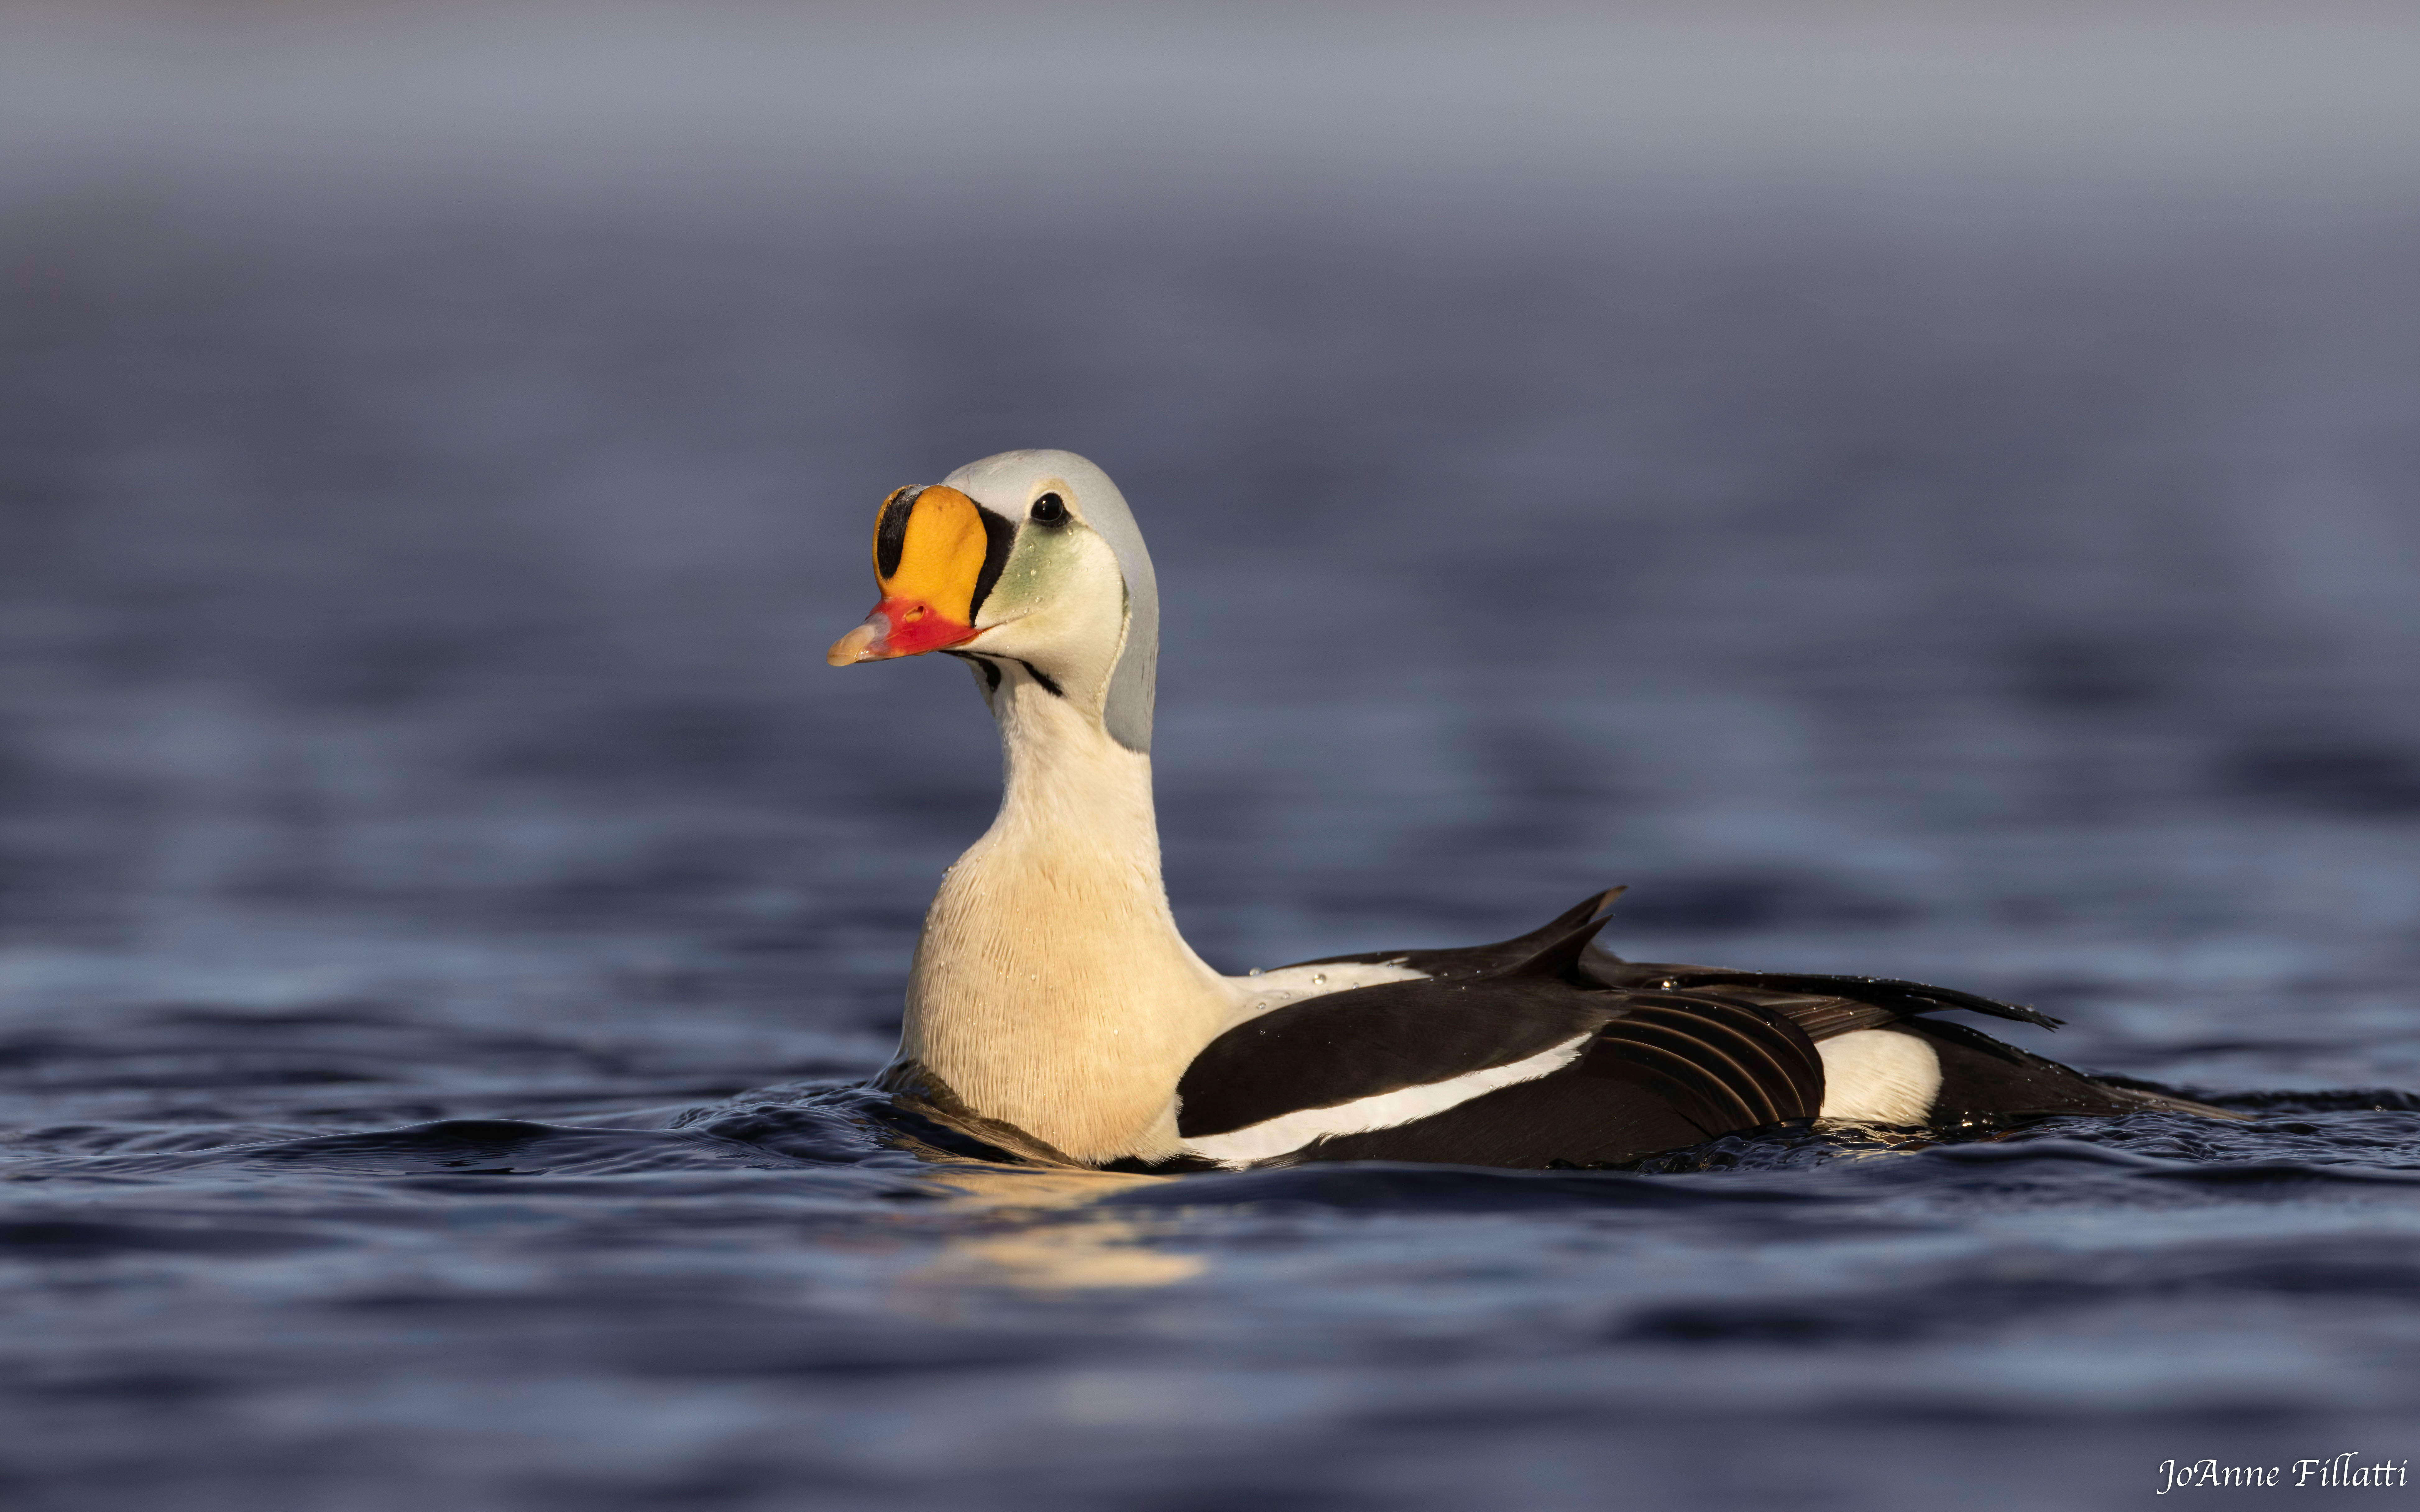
[828,483,1011,667]
[826,597,981,665]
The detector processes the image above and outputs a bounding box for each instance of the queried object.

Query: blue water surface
[4,9,2419,1509]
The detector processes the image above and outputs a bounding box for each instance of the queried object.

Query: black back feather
[1176,978,1607,1139]
[1587,996,1824,1134]
[1651,970,2061,1030]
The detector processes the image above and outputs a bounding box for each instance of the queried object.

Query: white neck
[897,665,1231,1164]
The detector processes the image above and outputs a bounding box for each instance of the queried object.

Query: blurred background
[3,0,2418,1098]
[7,7,2420,1510]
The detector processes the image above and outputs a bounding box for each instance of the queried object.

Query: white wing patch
[1817,1029,1943,1125]
[1180,1032,1593,1168]
[1220,960,1429,1028]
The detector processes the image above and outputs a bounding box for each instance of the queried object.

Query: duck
[827,448,2238,1171]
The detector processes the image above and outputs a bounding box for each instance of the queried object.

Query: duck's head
[826,449,1160,752]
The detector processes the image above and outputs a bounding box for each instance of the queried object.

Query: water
[4,7,2420,1508]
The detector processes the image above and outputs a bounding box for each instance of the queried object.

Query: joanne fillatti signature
[2160,1455,2411,1493]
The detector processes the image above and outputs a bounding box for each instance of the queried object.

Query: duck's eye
[1029,493,1068,525]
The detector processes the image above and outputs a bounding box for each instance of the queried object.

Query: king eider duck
[828,448,2238,1171]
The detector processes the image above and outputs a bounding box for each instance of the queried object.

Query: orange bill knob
[826,484,1004,665]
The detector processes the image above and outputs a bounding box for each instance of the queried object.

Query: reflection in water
[920,1219,1208,1292]
[913,1165,1205,1292]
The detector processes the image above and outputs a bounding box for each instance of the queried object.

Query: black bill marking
[874,486,918,580]
[967,506,1017,618]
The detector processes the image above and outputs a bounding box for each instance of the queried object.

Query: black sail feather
[1502,891,1624,981]
[1288,888,1626,980]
